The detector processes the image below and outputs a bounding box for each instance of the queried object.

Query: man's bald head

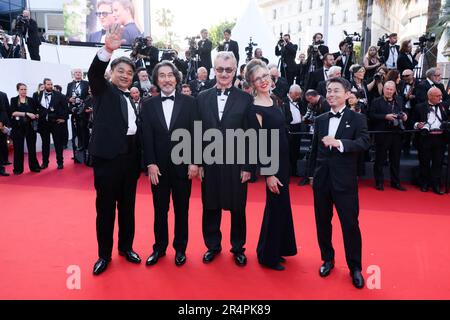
[428,87,443,105]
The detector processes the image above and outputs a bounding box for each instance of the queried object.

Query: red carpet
[0,150,450,300]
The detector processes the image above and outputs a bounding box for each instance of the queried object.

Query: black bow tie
[217,88,231,96]
[121,91,130,97]
[329,111,342,119]
[161,95,175,102]
[45,92,52,97]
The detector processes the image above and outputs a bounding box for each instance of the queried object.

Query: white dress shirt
[289,98,302,125]
[386,45,398,69]
[217,91,229,120]
[161,91,176,129]
[328,105,346,153]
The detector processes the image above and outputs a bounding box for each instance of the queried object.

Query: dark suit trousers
[202,208,246,254]
[0,131,8,164]
[28,44,40,61]
[418,134,446,187]
[39,121,64,165]
[93,137,139,260]
[374,133,402,185]
[313,181,362,272]
[288,123,302,176]
[12,125,40,173]
[151,164,192,253]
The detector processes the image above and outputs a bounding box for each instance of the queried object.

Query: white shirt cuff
[97,47,112,62]
[337,140,344,153]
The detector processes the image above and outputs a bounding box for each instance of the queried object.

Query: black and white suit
[379,43,399,69]
[309,107,370,272]
[396,52,419,74]
[66,80,90,156]
[23,18,41,61]
[218,40,240,65]
[141,92,198,254]
[88,53,141,260]
[275,42,298,85]
[197,87,253,254]
[198,39,213,76]
[415,80,450,106]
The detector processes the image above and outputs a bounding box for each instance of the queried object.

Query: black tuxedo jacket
[369,96,405,131]
[309,109,370,193]
[141,92,198,178]
[35,90,68,123]
[282,99,307,125]
[379,43,399,65]
[415,80,450,106]
[307,44,329,69]
[333,51,353,80]
[198,39,213,70]
[413,102,449,125]
[398,80,418,109]
[307,68,327,90]
[24,19,41,47]
[66,80,90,101]
[218,39,240,64]
[272,77,289,100]
[88,55,140,160]
[0,92,9,126]
[197,87,252,211]
[275,42,298,70]
[397,52,418,74]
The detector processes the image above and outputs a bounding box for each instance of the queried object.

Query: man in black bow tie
[218,29,240,65]
[88,23,142,275]
[309,77,370,289]
[379,33,399,70]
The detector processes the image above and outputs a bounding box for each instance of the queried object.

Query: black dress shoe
[40,163,48,169]
[203,249,221,263]
[146,251,165,266]
[233,253,247,266]
[13,170,23,175]
[57,164,64,170]
[350,270,365,289]
[93,258,110,275]
[375,183,384,191]
[3,161,12,165]
[30,168,41,173]
[0,171,9,177]
[420,185,429,192]
[432,186,444,195]
[260,262,285,271]
[319,260,335,277]
[119,250,141,263]
[175,252,186,266]
[391,183,406,191]
[279,257,286,263]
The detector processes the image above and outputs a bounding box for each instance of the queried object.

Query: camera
[132,36,149,56]
[391,112,406,130]
[186,35,200,56]
[277,32,285,46]
[413,32,436,51]
[440,121,450,131]
[343,31,362,49]
[245,37,258,62]
[14,14,28,33]
[377,33,389,48]
[374,73,383,82]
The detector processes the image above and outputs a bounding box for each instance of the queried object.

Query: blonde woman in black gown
[246,59,297,271]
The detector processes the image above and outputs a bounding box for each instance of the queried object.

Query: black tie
[45,92,52,97]
[122,92,130,98]
[161,96,175,102]
[329,111,342,119]
[217,88,231,96]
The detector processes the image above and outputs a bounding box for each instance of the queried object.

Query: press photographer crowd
[1,24,450,196]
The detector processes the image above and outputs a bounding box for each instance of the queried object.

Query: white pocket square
[346,125,351,128]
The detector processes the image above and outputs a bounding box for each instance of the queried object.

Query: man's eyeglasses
[96,11,112,18]
[253,74,271,85]
[215,67,235,74]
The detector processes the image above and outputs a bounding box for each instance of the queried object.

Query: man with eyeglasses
[197,51,253,267]
[87,0,115,43]
[415,68,450,106]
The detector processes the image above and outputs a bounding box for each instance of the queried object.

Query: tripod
[415,42,438,79]
[185,53,199,84]
[304,46,319,88]
[7,32,26,59]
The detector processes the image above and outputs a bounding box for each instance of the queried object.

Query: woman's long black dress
[250,103,297,267]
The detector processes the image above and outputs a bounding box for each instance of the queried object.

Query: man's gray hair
[328,66,342,77]
[289,84,302,93]
[214,51,237,68]
[426,67,439,79]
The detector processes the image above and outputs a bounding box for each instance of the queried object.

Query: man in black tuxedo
[306,32,329,73]
[309,77,370,289]
[197,51,252,266]
[66,69,90,163]
[189,67,214,97]
[198,29,213,77]
[142,61,199,267]
[413,87,449,195]
[369,81,408,191]
[333,41,353,80]
[379,33,399,69]
[132,36,160,76]
[307,53,335,91]
[87,0,115,43]
[317,66,342,97]
[36,78,68,169]
[21,10,41,61]
[269,66,289,102]
[0,91,10,176]
[398,69,418,155]
[415,68,450,105]
[275,34,298,85]
[88,23,142,275]
[218,29,240,65]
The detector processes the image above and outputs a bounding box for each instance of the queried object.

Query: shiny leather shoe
[375,183,384,191]
[432,186,444,195]
[0,171,9,177]
[391,183,406,191]
[175,252,186,266]
[119,250,141,264]
[234,253,247,266]
[93,258,110,275]
[319,260,335,277]
[40,163,48,169]
[260,262,285,271]
[350,270,365,289]
[30,168,41,173]
[203,249,221,263]
[146,251,165,266]
[420,185,429,192]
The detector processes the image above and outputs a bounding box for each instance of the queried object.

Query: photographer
[415,68,450,106]
[412,87,449,194]
[132,68,152,98]
[397,40,421,74]
[370,81,407,191]
[218,29,239,64]
[131,36,159,76]
[334,41,354,80]
[275,34,298,85]
[188,67,213,97]
[306,33,329,72]
[66,69,90,163]
[198,29,212,77]
[295,53,308,88]
[19,10,41,61]
[378,33,399,70]
[254,48,269,65]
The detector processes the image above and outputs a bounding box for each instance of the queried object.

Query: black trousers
[28,44,40,61]
[418,134,446,187]
[374,133,403,185]
[151,164,191,253]
[93,137,139,260]
[0,131,8,164]
[313,182,362,272]
[202,208,246,254]
[12,125,40,173]
[288,123,302,176]
[39,121,64,165]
